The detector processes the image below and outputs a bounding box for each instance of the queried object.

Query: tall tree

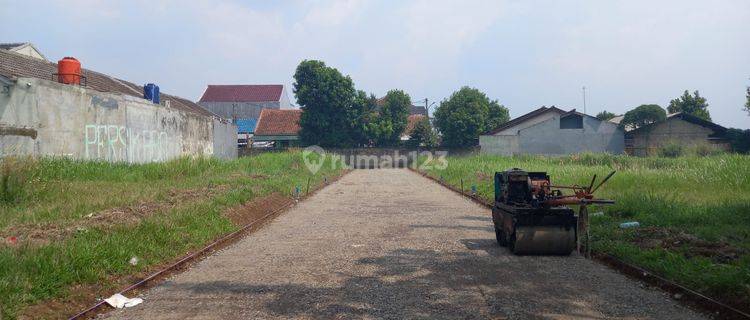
[596,110,617,121]
[293,60,356,147]
[620,104,666,130]
[376,89,411,145]
[349,90,380,146]
[408,116,438,148]
[433,87,509,147]
[668,90,711,121]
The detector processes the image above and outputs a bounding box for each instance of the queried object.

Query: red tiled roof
[254,109,302,136]
[404,114,426,136]
[199,85,283,103]
[0,49,214,117]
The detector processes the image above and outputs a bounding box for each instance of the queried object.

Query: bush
[691,143,724,157]
[658,142,683,158]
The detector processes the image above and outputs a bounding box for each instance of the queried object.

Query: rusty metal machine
[492,168,615,255]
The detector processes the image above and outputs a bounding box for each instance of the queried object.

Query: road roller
[492,168,614,255]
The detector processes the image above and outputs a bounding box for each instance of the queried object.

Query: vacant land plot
[420,153,750,310]
[104,169,703,320]
[0,152,344,319]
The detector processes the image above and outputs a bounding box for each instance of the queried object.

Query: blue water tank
[143,83,160,104]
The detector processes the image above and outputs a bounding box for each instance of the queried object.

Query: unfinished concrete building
[0,49,237,163]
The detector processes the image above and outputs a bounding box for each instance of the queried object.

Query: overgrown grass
[420,153,750,305]
[0,152,344,319]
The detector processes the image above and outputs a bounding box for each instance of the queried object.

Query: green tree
[349,90,380,146]
[408,117,438,148]
[375,89,411,145]
[620,104,667,130]
[433,87,509,147]
[596,110,617,121]
[668,90,711,121]
[293,60,356,147]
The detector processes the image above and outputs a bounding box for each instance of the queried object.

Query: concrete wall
[198,101,280,120]
[627,118,728,156]
[479,114,624,156]
[479,135,518,156]
[0,77,236,162]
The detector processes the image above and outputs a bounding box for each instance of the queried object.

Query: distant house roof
[254,109,302,136]
[234,118,257,133]
[627,112,727,136]
[375,96,428,115]
[485,106,568,135]
[0,49,213,117]
[0,42,47,61]
[608,115,624,125]
[199,85,284,103]
[403,114,426,137]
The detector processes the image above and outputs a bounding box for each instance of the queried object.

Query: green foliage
[0,158,33,205]
[668,90,711,121]
[658,142,683,157]
[0,153,345,318]
[376,89,411,145]
[293,60,356,147]
[595,110,617,121]
[418,153,750,302]
[349,90,380,146]
[433,87,509,147]
[620,104,666,130]
[726,128,750,153]
[408,117,439,148]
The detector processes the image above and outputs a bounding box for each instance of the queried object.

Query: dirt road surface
[103,169,706,320]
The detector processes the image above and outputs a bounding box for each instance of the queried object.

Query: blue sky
[2,0,749,128]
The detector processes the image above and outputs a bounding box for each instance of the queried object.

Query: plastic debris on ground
[620,221,640,228]
[104,293,143,308]
[129,256,139,266]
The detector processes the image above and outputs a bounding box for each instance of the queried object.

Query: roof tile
[199,85,283,103]
[254,109,301,136]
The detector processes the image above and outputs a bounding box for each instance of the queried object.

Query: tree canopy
[408,116,438,148]
[620,104,667,130]
[668,90,711,121]
[293,60,356,147]
[376,90,411,145]
[433,87,509,147]
[595,110,617,121]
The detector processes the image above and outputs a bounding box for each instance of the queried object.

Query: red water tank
[57,57,81,85]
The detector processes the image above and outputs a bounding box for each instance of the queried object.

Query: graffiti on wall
[84,124,174,162]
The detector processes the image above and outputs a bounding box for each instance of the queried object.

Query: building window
[560,114,583,129]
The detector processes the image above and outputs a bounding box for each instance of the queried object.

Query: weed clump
[0,157,34,205]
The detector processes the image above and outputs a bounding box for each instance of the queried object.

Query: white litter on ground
[104,293,143,308]
[129,256,139,266]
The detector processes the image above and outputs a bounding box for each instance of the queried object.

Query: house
[0,49,237,162]
[198,84,293,119]
[0,42,46,60]
[624,112,729,156]
[479,106,625,156]
[252,109,302,148]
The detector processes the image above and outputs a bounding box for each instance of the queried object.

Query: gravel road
[103,169,706,320]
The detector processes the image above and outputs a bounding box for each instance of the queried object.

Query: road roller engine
[492,168,615,255]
